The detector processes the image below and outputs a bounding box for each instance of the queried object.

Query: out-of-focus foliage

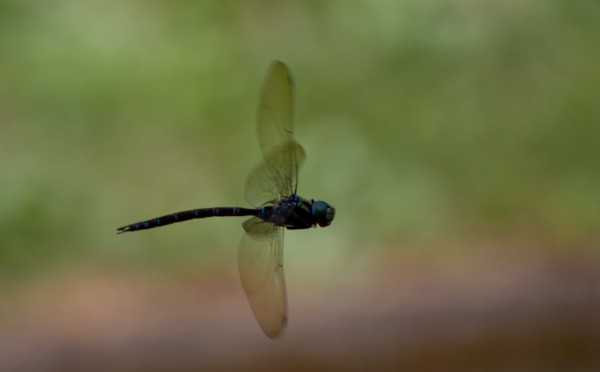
[1,0,598,278]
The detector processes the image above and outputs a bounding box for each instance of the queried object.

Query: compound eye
[326,207,335,222]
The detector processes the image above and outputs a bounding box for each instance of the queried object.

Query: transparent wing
[246,61,304,207]
[238,217,287,338]
[244,141,306,207]
[257,60,295,159]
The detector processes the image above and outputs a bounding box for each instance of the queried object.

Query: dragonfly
[117,61,335,338]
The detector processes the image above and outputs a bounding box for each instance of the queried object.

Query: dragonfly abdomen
[117,207,258,234]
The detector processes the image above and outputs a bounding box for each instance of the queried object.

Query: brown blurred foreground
[1,239,599,371]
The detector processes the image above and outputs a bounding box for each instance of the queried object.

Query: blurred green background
[1,0,599,370]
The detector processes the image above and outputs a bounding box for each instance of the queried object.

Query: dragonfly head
[311,200,335,227]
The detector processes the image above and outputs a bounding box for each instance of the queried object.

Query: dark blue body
[260,195,315,229]
[117,195,318,234]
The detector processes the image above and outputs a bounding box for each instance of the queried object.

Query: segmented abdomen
[117,207,258,233]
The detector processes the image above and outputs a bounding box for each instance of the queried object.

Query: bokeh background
[1,0,599,370]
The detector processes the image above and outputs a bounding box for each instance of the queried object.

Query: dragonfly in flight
[117,61,335,338]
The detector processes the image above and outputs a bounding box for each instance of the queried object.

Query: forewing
[238,217,287,338]
[257,61,295,159]
[245,141,306,207]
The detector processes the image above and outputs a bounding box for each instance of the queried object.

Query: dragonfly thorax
[260,196,335,230]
